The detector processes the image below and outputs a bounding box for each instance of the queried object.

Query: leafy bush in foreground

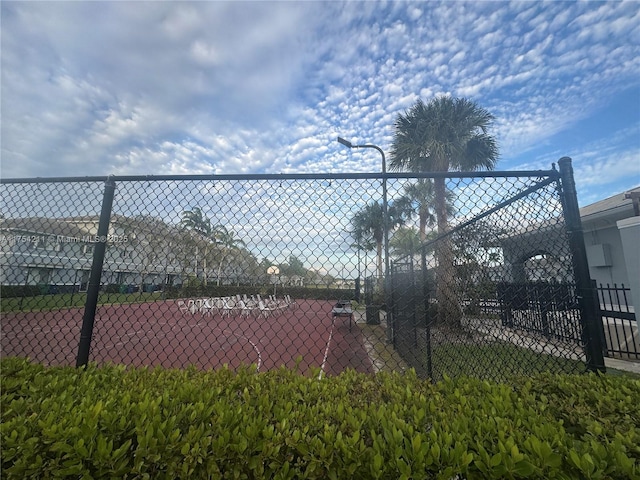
[1,357,638,479]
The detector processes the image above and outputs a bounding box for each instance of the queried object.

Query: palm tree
[350,233,376,292]
[395,179,457,244]
[181,207,213,284]
[180,207,212,237]
[390,96,499,326]
[213,225,246,286]
[395,179,437,242]
[350,201,404,280]
[351,202,385,280]
[389,227,422,258]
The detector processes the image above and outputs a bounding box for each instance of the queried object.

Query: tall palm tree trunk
[376,240,383,280]
[434,177,461,327]
[419,213,428,242]
[217,251,227,286]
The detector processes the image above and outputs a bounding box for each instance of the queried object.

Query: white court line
[99,324,262,371]
[101,329,150,350]
[318,316,336,380]
[244,336,263,372]
[102,318,206,349]
[5,325,76,339]
[168,324,263,371]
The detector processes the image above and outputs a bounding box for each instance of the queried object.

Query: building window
[35,236,60,251]
[35,236,47,249]
[79,270,90,292]
[28,267,51,285]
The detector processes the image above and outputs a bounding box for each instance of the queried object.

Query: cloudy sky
[2,1,639,206]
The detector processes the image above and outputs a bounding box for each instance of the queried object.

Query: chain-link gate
[388,159,605,381]
[1,158,604,381]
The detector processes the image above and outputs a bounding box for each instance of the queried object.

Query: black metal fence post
[558,157,606,372]
[0,168,598,378]
[390,260,397,349]
[409,259,417,348]
[591,280,608,357]
[421,245,433,380]
[76,176,116,367]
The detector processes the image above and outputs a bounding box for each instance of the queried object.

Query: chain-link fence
[389,163,605,382]
[0,159,605,380]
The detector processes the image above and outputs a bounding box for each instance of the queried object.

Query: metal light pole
[338,137,390,328]
[267,265,280,297]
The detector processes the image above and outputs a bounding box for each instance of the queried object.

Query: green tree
[394,179,436,242]
[390,96,499,327]
[276,256,307,286]
[287,255,307,277]
[180,207,212,236]
[395,179,456,243]
[213,225,246,286]
[390,227,424,258]
[181,207,216,285]
[350,201,404,280]
[350,230,376,288]
[350,202,385,280]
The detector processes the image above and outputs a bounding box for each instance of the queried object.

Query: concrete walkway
[354,309,640,377]
[605,357,640,374]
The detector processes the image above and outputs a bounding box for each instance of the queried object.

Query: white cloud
[0,0,637,195]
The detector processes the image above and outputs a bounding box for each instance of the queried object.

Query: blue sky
[2,0,639,206]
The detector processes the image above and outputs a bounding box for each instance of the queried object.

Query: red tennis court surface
[1,299,373,376]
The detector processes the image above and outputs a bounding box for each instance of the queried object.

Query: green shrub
[278,286,355,301]
[1,358,638,479]
[104,283,121,294]
[0,285,43,298]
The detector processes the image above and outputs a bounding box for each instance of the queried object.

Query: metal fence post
[421,245,433,380]
[558,157,606,372]
[590,279,608,357]
[76,176,116,367]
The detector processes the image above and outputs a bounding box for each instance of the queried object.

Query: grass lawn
[430,342,585,382]
[1,291,164,313]
[357,322,639,381]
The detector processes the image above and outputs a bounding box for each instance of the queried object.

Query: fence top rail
[1,168,561,184]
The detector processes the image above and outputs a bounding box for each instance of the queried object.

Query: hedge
[1,358,638,479]
[1,285,51,298]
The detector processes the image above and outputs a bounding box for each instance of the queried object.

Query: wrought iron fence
[596,282,639,360]
[0,158,605,381]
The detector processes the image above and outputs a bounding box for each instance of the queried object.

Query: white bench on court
[331,300,354,332]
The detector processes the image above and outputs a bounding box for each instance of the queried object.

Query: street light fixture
[337,136,390,328]
[337,137,386,173]
[337,136,353,148]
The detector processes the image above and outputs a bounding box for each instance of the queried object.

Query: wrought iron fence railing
[0,158,605,381]
[595,282,639,360]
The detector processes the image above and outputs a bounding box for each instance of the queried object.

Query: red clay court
[1,299,373,376]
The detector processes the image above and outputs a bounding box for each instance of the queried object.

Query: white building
[581,186,639,290]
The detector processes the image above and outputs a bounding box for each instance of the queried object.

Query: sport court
[1,298,374,377]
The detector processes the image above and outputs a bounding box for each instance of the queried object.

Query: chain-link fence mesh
[1,166,604,380]
[1,181,105,365]
[388,175,596,382]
